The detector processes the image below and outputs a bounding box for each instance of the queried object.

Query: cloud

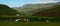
[47,0,58,3]
[36,0,58,3]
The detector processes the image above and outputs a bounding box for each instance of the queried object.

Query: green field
[0,21,60,26]
[0,16,60,26]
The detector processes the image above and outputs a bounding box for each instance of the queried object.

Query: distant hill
[13,2,60,16]
[0,4,19,16]
[33,2,60,17]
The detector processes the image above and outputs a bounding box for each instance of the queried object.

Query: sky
[0,0,60,7]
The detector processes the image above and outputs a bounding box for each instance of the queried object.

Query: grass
[0,21,60,26]
[0,16,60,26]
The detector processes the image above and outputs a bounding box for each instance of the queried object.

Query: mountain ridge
[13,2,60,16]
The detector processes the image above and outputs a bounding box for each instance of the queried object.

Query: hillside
[13,2,60,16]
[13,3,57,15]
[0,4,19,16]
[33,2,60,17]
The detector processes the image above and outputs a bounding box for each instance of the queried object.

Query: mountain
[33,2,60,17]
[13,2,59,16]
[0,4,19,16]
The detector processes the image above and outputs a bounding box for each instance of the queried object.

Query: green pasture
[0,16,60,26]
[0,21,60,26]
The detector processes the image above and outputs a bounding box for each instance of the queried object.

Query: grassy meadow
[0,21,60,26]
[0,16,60,26]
